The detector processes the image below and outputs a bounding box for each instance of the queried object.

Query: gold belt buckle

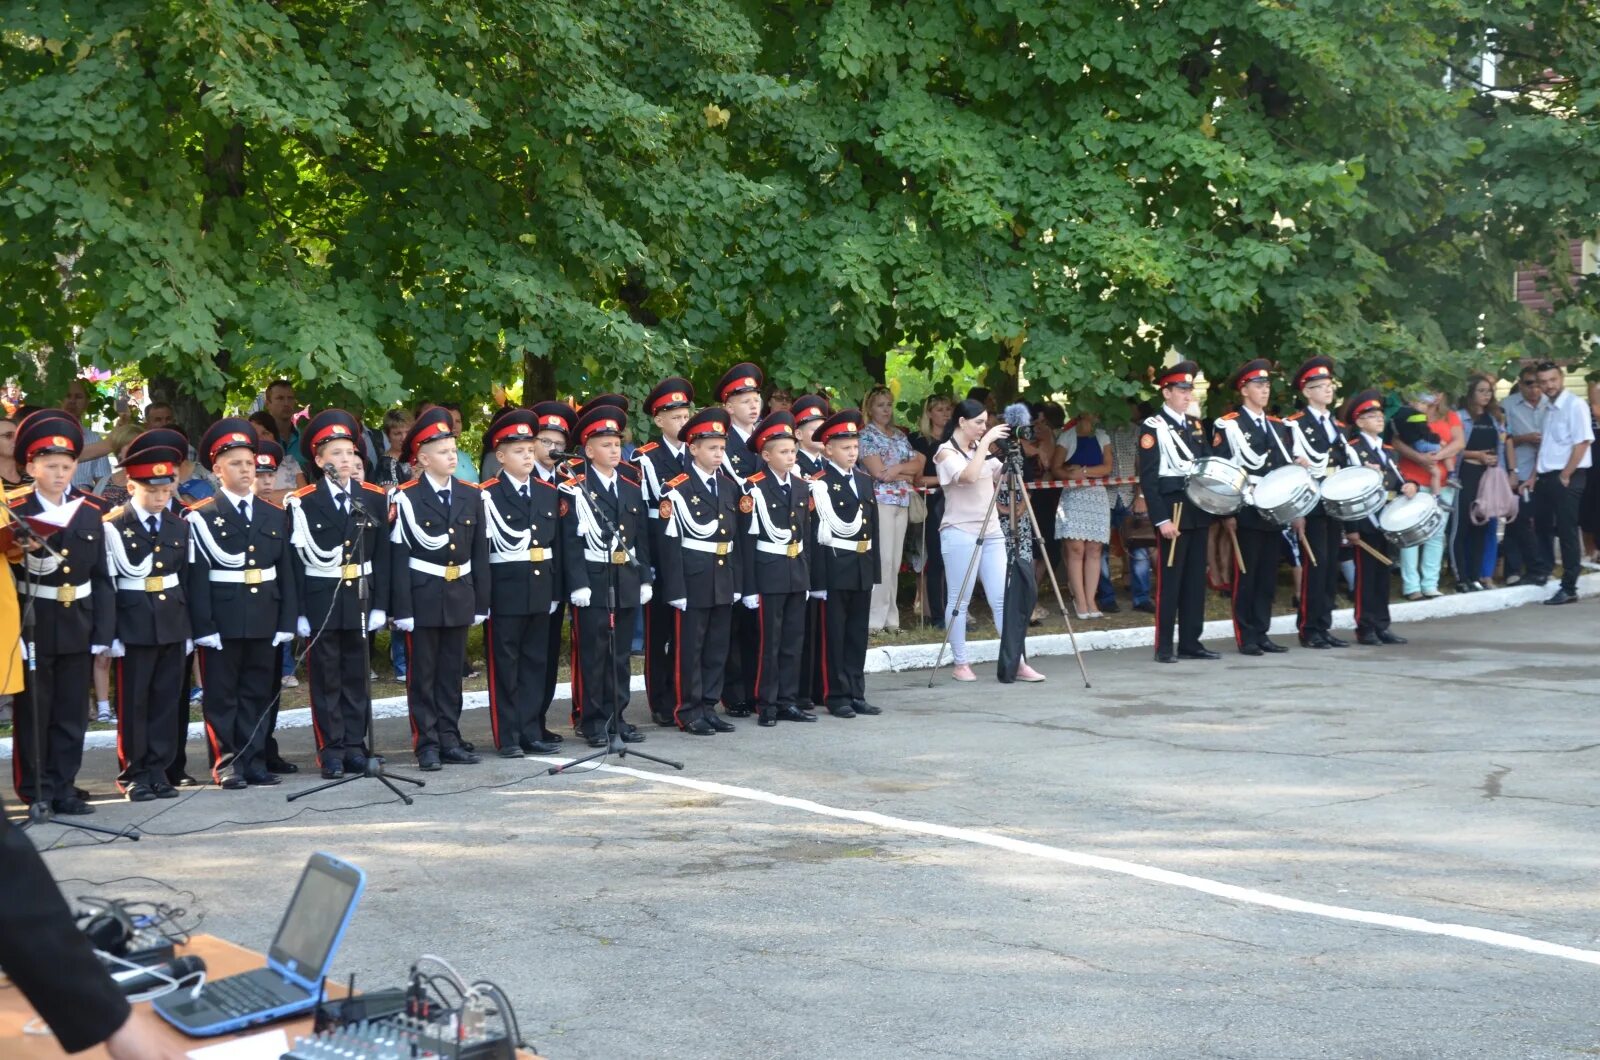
[716,542,730,556]
[243,569,263,585]
[144,575,165,592]
[855,540,870,554]
[57,584,77,604]
[341,563,360,580]
[444,563,460,581]
[786,542,800,558]
[529,548,549,562]
[610,550,628,565]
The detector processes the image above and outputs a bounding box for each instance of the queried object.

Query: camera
[1011,422,1036,443]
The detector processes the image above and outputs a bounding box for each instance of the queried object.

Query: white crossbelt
[20,580,91,602]
[408,558,472,579]
[490,548,552,564]
[116,573,179,592]
[583,547,636,564]
[681,538,733,556]
[816,532,871,554]
[305,560,372,580]
[209,567,277,584]
[755,540,803,557]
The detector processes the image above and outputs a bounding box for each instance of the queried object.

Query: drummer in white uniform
[1342,390,1416,646]
[1285,357,1355,649]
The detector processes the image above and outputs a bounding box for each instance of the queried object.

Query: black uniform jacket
[656,467,744,607]
[6,487,114,654]
[807,463,879,592]
[389,476,491,626]
[481,473,563,616]
[1343,433,1407,537]
[102,503,191,647]
[739,469,812,596]
[184,493,296,640]
[1212,408,1296,531]
[288,478,391,631]
[1136,409,1214,532]
[558,467,653,608]
[723,427,761,484]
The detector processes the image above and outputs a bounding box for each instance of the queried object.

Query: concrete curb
[3,574,1593,759]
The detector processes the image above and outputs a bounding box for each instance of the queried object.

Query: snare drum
[1184,457,1249,516]
[1320,466,1386,522]
[1378,492,1445,548]
[1252,465,1319,525]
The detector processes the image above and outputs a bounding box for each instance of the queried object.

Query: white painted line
[575,761,1600,969]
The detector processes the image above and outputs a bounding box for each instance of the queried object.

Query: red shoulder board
[456,479,480,490]
[480,477,501,489]
[807,470,825,482]
[665,473,689,489]
[1267,415,1284,423]
[259,496,284,509]
[746,471,767,485]
[360,481,386,495]
[77,492,106,510]
[532,476,558,491]
[395,479,418,491]
[1220,411,1239,420]
[636,441,659,454]
[617,470,640,487]
[1286,411,1305,421]
[184,497,215,512]
[738,495,754,514]
[567,474,586,485]
[1334,418,1347,429]
[292,484,317,498]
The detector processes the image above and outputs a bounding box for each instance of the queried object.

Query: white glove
[109,639,126,658]
[570,588,592,608]
[732,592,742,604]
[809,590,827,601]
[367,608,387,632]
[90,643,110,656]
[184,639,194,656]
[548,601,560,615]
[472,614,487,627]
[296,616,311,638]
[669,598,688,611]
[743,594,760,610]
[639,584,653,605]
[195,634,223,651]
[272,631,294,647]
[393,617,415,632]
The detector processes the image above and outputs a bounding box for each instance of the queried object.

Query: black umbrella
[995,547,1037,683]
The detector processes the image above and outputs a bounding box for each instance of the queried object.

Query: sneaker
[281,674,300,688]
[395,670,407,683]
[188,687,204,704]
[1504,574,1523,586]
[1015,663,1047,683]
[951,664,977,682]
[96,707,112,724]
[1422,588,1443,599]
[369,670,378,681]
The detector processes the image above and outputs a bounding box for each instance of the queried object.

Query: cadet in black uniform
[790,395,830,708]
[1211,358,1302,655]
[631,377,696,728]
[479,410,563,757]
[656,408,743,736]
[1343,390,1415,646]
[103,429,192,801]
[252,437,299,773]
[1137,361,1219,663]
[390,407,490,771]
[808,410,881,718]
[560,406,654,747]
[184,419,297,789]
[529,400,576,743]
[1285,357,1355,649]
[740,412,818,727]
[717,363,765,716]
[286,410,391,780]
[7,413,113,813]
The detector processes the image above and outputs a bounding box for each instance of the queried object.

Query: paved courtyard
[31,597,1600,1059]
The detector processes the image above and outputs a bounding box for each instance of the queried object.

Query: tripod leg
[926,471,1005,686]
[286,772,366,802]
[616,747,684,771]
[375,775,416,806]
[1015,471,1092,688]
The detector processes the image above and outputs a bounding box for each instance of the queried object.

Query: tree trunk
[147,373,219,444]
[523,348,556,404]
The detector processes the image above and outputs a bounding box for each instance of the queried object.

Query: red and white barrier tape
[904,475,1142,495]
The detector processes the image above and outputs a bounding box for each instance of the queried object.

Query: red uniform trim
[485,618,502,749]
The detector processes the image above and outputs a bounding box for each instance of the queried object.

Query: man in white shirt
[1532,362,1593,603]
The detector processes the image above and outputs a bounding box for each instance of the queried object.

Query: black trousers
[485,613,551,751]
[1353,533,1394,635]
[820,588,870,706]
[721,606,759,709]
[198,639,278,781]
[643,598,676,720]
[753,591,807,709]
[307,628,368,764]
[1500,490,1549,579]
[542,606,564,735]
[1452,466,1488,586]
[1231,525,1281,650]
[1151,527,1207,656]
[571,605,635,739]
[11,651,91,804]
[406,626,468,757]
[265,646,288,765]
[797,598,825,706]
[166,652,196,783]
[1535,469,1588,593]
[674,604,732,726]
[922,499,947,620]
[1296,512,1343,640]
[115,643,184,791]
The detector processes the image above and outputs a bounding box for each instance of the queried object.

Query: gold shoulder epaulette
[6,485,34,506]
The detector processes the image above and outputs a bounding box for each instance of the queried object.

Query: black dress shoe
[221,775,249,790]
[74,785,92,800]
[245,771,281,786]
[170,773,199,788]
[620,729,647,743]
[1259,640,1289,654]
[682,718,716,735]
[585,735,608,748]
[1529,575,1549,586]
[321,763,346,779]
[539,729,564,744]
[758,707,778,727]
[851,700,882,716]
[152,783,180,799]
[459,741,476,753]
[440,747,481,765]
[1544,590,1578,605]
[417,754,442,772]
[777,705,816,723]
[1155,651,1178,664]
[125,785,156,803]
[51,795,95,815]
[651,712,677,728]
[1177,646,1220,660]
[1377,630,1408,644]
[827,703,857,719]
[1238,644,1265,656]
[1298,635,1331,649]
[520,740,559,756]
[724,704,753,718]
[705,714,736,732]
[498,745,526,759]
[1356,632,1381,645]
[1133,601,1157,614]
[1323,635,1350,648]
[266,757,299,774]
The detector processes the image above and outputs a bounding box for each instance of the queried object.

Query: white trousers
[869,500,910,630]
[940,527,1007,664]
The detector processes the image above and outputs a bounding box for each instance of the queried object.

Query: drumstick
[1297,525,1317,567]
[1353,537,1393,566]
[1226,521,1247,574]
[1166,501,1183,568]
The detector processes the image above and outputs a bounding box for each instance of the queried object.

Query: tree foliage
[2,0,1596,419]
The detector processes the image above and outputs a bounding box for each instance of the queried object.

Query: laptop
[154,852,366,1036]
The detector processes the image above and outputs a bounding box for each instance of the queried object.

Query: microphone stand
[550,467,681,776]
[9,517,139,841]
[289,471,425,805]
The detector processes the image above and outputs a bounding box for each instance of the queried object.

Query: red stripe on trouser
[1230,551,1244,648]
[818,602,831,701]
[672,610,686,729]
[1354,544,1365,627]
[1153,539,1165,657]
[1297,560,1310,635]
[570,617,583,731]
[485,620,502,748]
[753,599,766,705]
[198,650,224,782]
[405,632,419,750]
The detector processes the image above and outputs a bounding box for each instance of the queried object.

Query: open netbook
[154,852,365,1036]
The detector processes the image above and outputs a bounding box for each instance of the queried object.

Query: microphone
[322,462,342,484]
[1001,402,1032,431]
[108,954,207,996]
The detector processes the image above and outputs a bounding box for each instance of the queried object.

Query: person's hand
[296,616,311,638]
[1347,531,1361,543]
[1363,462,1382,472]
[570,588,592,608]
[392,616,415,632]
[104,1006,188,1060]
[743,594,760,610]
[669,598,688,611]
[1528,431,1542,447]
[90,643,110,656]
[1401,482,1419,497]
[809,589,827,601]
[1291,516,1307,534]
[1295,456,1311,468]
[108,639,126,658]
[20,537,42,553]
[367,609,387,632]
[195,633,223,651]
[980,423,1011,448]
[639,584,653,605]
[1132,495,1148,515]
[472,613,487,627]
[272,631,293,646]
[1417,452,1437,466]
[549,600,560,615]
[1560,469,1572,488]
[1222,516,1237,531]
[1157,522,1179,541]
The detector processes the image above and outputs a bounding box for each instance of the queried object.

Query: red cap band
[1297,366,1333,388]
[209,430,254,461]
[490,422,535,447]
[1350,398,1383,418]
[126,460,175,480]
[408,419,453,457]
[1235,368,1270,389]
[819,422,858,442]
[25,434,76,460]
[1158,369,1194,387]
[684,420,728,441]
[310,422,353,451]
[580,417,622,443]
[720,376,758,399]
[537,414,568,433]
[754,423,795,449]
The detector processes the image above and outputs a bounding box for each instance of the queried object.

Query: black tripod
[288,477,424,805]
[550,476,681,776]
[9,516,138,841]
